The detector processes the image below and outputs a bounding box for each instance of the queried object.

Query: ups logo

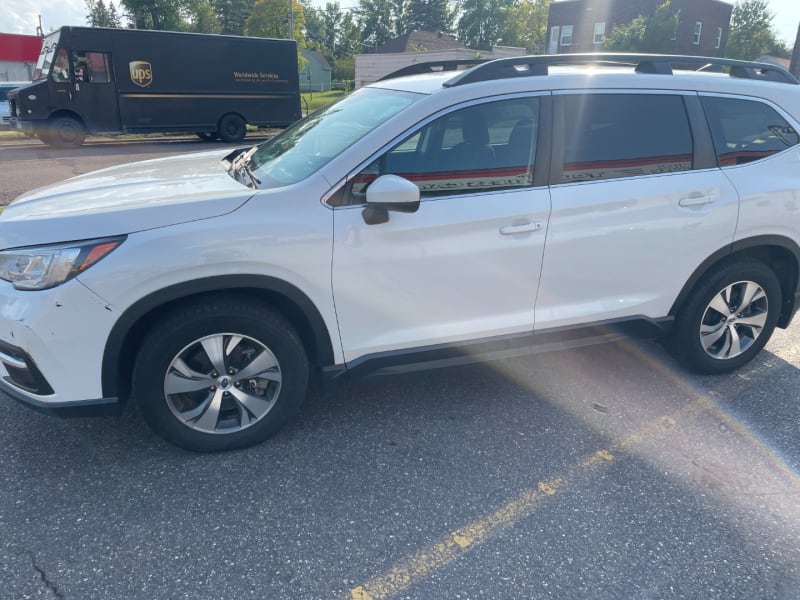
[129,61,153,87]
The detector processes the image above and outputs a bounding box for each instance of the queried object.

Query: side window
[560,94,693,183]
[51,48,70,82]
[701,96,799,167]
[347,97,540,204]
[73,51,112,84]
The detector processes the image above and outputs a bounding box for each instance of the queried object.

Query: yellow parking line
[350,403,704,600]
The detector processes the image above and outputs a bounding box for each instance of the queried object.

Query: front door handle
[679,194,715,207]
[500,222,543,235]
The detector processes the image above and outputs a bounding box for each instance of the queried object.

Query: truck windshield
[33,31,61,81]
[249,87,419,187]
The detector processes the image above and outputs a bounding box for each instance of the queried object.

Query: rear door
[535,91,739,331]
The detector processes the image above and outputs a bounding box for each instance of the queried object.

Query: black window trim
[549,89,713,187]
[697,91,800,169]
[322,91,553,208]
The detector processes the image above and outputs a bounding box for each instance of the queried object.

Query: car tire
[47,116,86,147]
[217,114,246,143]
[132,296,309,452]
[669,259,781,374]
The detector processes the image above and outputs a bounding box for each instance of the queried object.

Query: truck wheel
[218,114,246,143]
[35,128,52,144]
[132,296,309,452]
[47,116,85,147]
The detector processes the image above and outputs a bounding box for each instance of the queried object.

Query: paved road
[1,138,799,599]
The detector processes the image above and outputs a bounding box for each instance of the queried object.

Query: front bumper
[9,117,35,134]
[0,376,120,417]
[0,278,122,417]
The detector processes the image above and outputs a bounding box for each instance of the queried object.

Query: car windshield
[248,87,419,188]
[33,31,60,81]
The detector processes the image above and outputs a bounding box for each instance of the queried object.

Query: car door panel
[535,92,740,331]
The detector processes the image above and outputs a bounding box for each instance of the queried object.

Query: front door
[71,50,121,133]
[332,95,551,363]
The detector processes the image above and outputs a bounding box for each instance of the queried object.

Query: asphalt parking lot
[1,137,800,599]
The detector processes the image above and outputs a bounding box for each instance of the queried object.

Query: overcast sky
[0,0,798,46]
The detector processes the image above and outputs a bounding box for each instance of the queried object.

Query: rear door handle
[500,222,543,235]
[679,194,715,207]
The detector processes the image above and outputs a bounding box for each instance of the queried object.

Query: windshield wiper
[225,145,261,189]
[239,160,261,188]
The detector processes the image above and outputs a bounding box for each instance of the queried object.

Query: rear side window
[701,96,799,167]
[560,94,693,183]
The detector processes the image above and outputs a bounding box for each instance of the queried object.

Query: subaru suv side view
[1,54,799,451]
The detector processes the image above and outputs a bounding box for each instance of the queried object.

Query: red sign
[0,33,43,62]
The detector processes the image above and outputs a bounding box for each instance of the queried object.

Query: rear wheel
[669,259,781,374]
[217,114,246,143]
[132,297,309,452]
[46,116,85,147]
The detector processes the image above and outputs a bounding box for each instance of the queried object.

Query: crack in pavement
[7,543,65,599]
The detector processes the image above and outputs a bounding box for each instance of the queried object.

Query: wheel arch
[101,275,336,402]
[44,108,89,133]
[670,235,800,328]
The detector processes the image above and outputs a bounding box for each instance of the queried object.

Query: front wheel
[669,259,781,374]
[46,116,85,147]
[132,297,309,451]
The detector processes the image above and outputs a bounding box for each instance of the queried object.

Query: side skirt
[321,316,673,391]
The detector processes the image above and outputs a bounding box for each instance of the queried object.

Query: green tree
[184,0,222,32]
[726,0,789,60]
[456,0,514,51]
[332,54,355,80]
[213,0,254,35]
[86,0,123,27]
[498,0,549,53]
[357,0,405,49]
[603,1,678,53]
[245,0,306,43]
[405,0,454,33]
[304,2,362,59]
[121,0,187,30]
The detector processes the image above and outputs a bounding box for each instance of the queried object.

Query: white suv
[2,54,799,451]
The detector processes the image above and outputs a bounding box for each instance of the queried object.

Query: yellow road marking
[350,400,702,600]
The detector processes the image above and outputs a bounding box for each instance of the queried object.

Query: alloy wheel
[699,280,769,360]
[163,333,282,434]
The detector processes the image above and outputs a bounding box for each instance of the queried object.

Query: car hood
[0,150,255,248]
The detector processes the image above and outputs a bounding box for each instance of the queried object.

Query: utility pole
[289,0,294,40]
[791,21,800,78]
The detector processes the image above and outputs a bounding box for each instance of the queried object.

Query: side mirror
[362,175,420,225]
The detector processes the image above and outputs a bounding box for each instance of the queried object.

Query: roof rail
[379,59,488,81]
[442,53,800,87]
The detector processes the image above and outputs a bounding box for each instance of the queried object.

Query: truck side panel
[106,30,301,132]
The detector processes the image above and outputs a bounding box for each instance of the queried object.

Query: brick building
[546,0,733,57]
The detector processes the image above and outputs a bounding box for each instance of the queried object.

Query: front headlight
[0,236,125,290]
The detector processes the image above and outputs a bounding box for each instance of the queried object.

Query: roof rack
[441,53,799,87]
[379,59,488,81]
